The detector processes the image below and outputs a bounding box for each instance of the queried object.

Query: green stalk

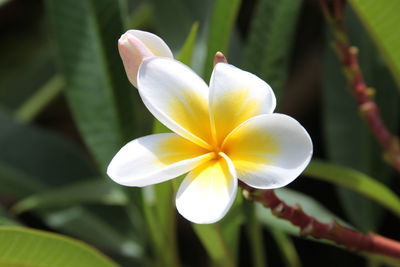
[244,201,267,267]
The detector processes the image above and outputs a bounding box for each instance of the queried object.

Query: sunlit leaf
[349,0,400,88]
[0,227,119,267]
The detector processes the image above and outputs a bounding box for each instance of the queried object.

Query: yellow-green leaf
[0,227,119,267]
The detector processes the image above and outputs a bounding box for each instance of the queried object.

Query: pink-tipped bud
[118,30,173,88]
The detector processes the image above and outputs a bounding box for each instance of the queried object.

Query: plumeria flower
[118,30,173,88]
[107,56,313,224]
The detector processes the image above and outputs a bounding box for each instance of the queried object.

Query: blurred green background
[1,0,400,266]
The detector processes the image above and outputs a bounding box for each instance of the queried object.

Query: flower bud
[118,30,173,88]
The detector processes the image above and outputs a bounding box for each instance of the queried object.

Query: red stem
[320,0,400,172]
[241,184,400,259]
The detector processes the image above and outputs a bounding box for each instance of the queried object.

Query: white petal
[176,153,237,224]
[222,114,312,189]
[138,57,213,149]
[107,133,212,187]
[118,30,173,88]
[209,63,276,145]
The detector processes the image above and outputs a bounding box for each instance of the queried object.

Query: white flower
[107,57,313,224]
[118,30,173,88]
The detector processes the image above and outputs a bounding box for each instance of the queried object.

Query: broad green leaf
[42,207,143,259]
[203,0,241,79]
[0,227,119,267]
[12,180,127,214]
[45,0,136,170]
[245,0,302,99]
[270,230,301,267]
[349,0,400,88]
[178,22,200,66]
[305,160,400,217]
[323,8,399,230]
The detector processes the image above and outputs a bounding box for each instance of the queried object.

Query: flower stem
[241,183,400,259]
[244,201,267,267]
[320,0,400,173]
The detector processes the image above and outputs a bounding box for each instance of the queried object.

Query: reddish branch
[241,183,400,259]
[321,0,400,172]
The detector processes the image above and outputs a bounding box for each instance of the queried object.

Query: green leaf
[12,180,127,214]
[0,227,119,267]
[203,0,241,79]
[42,207,143,259]
[305,160,400,218]
[178,22,200,66]
[349,0,400,88]
[45,0,136,170]
[323,7,399,230]
[245,0,302,99]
